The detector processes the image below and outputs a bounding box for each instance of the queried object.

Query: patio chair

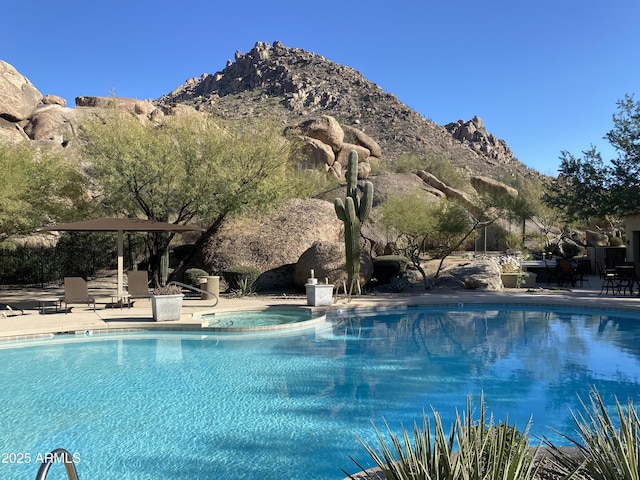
[60,277,96,313]
[574,261,590,287]
[127,270,152,300]
[558,259,576,287]
[634,263,640,294]
[0,303,24,317]
[597,261,617,295]
[544,259,559,285]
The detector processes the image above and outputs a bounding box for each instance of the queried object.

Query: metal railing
[167,280,219,307]
[34,448,79,480]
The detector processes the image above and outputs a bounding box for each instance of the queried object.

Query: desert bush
[561,241,583,258]
[372,255,409,284]
[222,266,261,291]
[544,388,640,480]
[230,277,257,297]
[609,236,625,247]
[345,394,540,480]
[498,256,521,273]
[152,284,182,295]
[185,268,208,286]
[504,232,524,252]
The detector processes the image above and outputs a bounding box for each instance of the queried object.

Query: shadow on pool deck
[0,273,637,340]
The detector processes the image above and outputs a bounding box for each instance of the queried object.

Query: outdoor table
[39,297,61,315]
[109,293,132,309]
[615,265,635,295]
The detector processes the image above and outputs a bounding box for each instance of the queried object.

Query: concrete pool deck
[1,274,639,341]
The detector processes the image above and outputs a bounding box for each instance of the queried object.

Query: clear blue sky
[4,0,638,176]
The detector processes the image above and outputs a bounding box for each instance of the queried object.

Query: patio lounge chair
[60,277,96,313]
[127,270,152,300]
[0,303,24,317]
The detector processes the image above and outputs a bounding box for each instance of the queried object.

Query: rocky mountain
[0,43,551,292]
[1,40,542,184]
[157,41,542,181]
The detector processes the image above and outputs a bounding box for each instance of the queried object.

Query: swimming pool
[1,304,640,480]
[196,308,320,331]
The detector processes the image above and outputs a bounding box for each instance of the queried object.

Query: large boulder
[293,241,373,291]
[586,229,609,247]
[0,60,42,121]
[470,175,518,199]
[370,173,441,206]
[0,117,28,143]
[301,135,335,168]
[417,170,448,193]
[295,115,379,180]
[342,124,382,158]
[334,143,370,167]
[197,198,342,287]
[42,94,66,107]
[75,95,155,115]
[442,258,503,290]
[23,105,74,143]
[298,115,344,152]
[22,104,109,149]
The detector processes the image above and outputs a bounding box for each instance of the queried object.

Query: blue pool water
[200,309,315,329]
[2,304,640,480]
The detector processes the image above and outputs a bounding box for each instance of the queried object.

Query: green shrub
[345,394,540,480]
[609,236,625,247]
[561,241,583,258]
[390,277,410,292]
[372,255,409,284]
[504,232,523,252]
[545,387,640,480]
[231,277,257,297]
[222,266,261,291]
[185,268,208,286]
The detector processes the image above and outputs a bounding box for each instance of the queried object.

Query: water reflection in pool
[1,305,639,480]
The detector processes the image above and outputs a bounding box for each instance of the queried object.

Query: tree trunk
[170,214,227,282]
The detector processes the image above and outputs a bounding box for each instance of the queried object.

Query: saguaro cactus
[334,150,374,295]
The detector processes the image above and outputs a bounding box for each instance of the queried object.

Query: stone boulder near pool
[195,198,343,291]
[440,258,503,290]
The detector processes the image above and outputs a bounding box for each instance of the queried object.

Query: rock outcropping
[0,44,548,292]
[292,114,381,179]
[445,116,515,165]
[158,41,541,180]
[2,42,541,184]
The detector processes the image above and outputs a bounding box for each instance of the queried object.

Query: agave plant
[544,387,640,480]
[231,277,256,297]
[344,394,541,480]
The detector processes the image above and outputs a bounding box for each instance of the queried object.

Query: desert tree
[0,142,86,241]
[79,110,307,284]
[606,94,640,215]
[543,94,640,232]
[379,192,489,289]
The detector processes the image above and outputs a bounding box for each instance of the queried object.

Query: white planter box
[305,283,334,306]
[151,294,184,322]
